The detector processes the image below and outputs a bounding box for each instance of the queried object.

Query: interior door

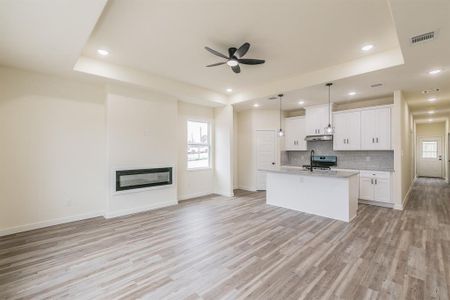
[417,137,443,178]
[256,130,277,190]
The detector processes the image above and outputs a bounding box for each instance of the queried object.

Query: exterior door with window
[417,137,443,178]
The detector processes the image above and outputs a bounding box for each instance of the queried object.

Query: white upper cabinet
[333,111,361,150]
[332,106,391,151]
[305,104,331,136]
[284,117,307,151]
[361,107,391,150]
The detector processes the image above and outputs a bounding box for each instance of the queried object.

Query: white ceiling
[0,0,449,118]
[0,0,107,73]
[83,0,399,93]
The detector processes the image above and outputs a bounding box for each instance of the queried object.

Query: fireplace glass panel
[116,168,172,191]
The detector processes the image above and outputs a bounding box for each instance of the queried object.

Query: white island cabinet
[265,168,359,222]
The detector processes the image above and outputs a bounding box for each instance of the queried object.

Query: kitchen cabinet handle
[343,139,346,144]
[372,138,375,143]
[347,138,349,144]
[371,179,373,184]
[375,179,378,184]
[376,137,379,143]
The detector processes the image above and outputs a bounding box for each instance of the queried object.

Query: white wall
[0,67,107,234]
[177,101,214,200]
[237,109,280,191]
[0,66,234,235]
[105,86,178,217]
[393,90,415,209]
[214,105,234,196]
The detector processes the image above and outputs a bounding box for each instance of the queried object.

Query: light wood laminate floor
[1,178,449,299]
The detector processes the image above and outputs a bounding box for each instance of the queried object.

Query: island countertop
[263,167,359,178]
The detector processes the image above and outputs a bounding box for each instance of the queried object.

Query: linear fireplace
[115,167,173,191]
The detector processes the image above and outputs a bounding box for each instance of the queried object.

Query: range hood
[305,134,333,142]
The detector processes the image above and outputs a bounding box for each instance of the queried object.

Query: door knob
[272,162,275,165]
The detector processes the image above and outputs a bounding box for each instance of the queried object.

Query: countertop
[281,165,395,173]
[264,167,359,178]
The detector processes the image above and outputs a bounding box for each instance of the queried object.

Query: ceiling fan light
[227,59,239,67]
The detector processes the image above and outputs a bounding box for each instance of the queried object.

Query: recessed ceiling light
[298,100,305,105]
[361,44,374,51]
[428,97,437,102]
[428,110,435,114]
[348,91,357,96]
[253,103,260,108]
[428,119,433,122]
[97,49,109,56]
[428,69,442,75]
[226,88,233,93]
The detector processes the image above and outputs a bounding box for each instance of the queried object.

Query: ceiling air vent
[410,31,435,45]
[422,88,440,94]
[370,83,383,88]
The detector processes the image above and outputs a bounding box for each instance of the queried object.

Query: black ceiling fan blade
[238,58,265,65]
[206,62,226,67]
[235,42,250,58]
[228,47,237,58]
[231,64,241,73]
[205,46,229,59]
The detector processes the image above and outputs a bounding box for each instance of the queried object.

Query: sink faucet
[310,150,314,172]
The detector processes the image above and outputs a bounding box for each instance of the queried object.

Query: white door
[417,137,444,178]
[256,130,277,190]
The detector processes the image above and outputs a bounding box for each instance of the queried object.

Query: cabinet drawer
[359,171,391,179]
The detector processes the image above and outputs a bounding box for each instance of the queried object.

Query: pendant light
[324,83,334,134]
[278,93,284,137]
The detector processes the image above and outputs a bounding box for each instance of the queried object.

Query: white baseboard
[400,179,415,210]
[178,191,212,201]
[0,211,104,237]
[359,199,394,209]
[237,185,257,192]
[104,200,178,219]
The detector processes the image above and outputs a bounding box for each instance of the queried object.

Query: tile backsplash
[282,141,394,171]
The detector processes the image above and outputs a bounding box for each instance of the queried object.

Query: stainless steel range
[302,155,337,171]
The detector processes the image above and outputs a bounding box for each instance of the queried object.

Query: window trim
[187,120,211,170]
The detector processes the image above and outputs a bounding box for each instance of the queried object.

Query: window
[422,141,438,158]
[187,121,210,169]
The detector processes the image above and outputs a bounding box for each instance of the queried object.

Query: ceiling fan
[204,42,265,73]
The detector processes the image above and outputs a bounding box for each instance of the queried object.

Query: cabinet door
[333,113,348,150]
[359,177,374,200]
[296,117,307,150]
[306,105,330,135]
[373,108,391,150]
[374,178,391,203]
[361,109,377,150]
[284,118,297,150]
[346,111,361,150]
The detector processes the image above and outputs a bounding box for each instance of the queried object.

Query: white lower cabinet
[359,171,392,203]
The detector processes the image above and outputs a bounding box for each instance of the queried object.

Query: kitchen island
[265,167,359,222]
